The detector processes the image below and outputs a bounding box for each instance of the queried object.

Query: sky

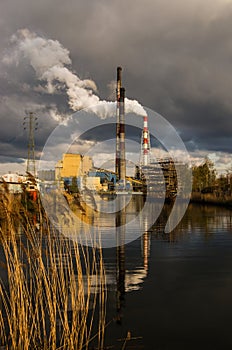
[0,0,232,174]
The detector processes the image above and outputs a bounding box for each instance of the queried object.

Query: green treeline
[192,158,232,197]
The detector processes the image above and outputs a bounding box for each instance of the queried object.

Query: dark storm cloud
[0,156,24,164]
[0,0,232,166]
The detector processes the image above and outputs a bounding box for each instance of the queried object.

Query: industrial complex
[36,67,181,199]
[1,67,182,200]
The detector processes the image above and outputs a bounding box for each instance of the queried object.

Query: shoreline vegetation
[0,189,106,350]
[191,157,232,209]
[191,192,232,208]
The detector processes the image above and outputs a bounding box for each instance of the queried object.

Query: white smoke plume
[3,29,146,119]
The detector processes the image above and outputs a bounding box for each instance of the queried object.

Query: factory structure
[0,66,187,203]
[37,67,182,199]
[44,68,178,198]
[53,153,114,192]
[113,66,180,198]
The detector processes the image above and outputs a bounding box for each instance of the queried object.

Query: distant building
[38,170,55,181]
[55,153,93,180]
[1,173,26,183]
[0,172,26,193]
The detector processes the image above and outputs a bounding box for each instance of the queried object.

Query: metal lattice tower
[23,112,38,176]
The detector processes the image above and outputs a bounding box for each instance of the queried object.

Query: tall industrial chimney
[119,87,126,183]
[141,115,150,166]
[115,67,122,177]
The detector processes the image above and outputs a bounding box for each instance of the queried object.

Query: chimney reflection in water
[115,195,126,324]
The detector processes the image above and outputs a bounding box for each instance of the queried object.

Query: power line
[23,112,38,176]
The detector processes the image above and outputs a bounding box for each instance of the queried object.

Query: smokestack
[142,115,150,166]
[119,87,126,182]
[116,67,122,176]
[117,67,122,94]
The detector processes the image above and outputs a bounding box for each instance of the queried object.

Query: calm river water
[1,197,232,349]
[101,202,232,350]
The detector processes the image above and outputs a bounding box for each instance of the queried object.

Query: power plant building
[55,153,93,180]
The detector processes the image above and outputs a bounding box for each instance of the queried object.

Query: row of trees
[192,158,232,196]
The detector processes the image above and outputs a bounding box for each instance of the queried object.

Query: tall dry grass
[0,187,106,350]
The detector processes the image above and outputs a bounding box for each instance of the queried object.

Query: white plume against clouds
[3,28,146,119]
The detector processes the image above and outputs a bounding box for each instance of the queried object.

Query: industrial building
[38,170,55,181]
[61,168,117,193]
[54,154,118,192]
[55,153,93,180]
[0,173,26,194]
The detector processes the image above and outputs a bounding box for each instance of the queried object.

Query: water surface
[102,203,232,349]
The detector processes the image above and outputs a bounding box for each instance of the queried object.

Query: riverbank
[191,192,232,208]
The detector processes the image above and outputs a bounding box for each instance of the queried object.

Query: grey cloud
[0,0,231,166]
[0,155,24,164]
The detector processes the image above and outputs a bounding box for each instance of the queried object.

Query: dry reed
[0,187,106,349]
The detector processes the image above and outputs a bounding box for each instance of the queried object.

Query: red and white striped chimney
[143,115,149,166]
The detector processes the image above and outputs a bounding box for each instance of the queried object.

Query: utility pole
[23,112,38,177]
